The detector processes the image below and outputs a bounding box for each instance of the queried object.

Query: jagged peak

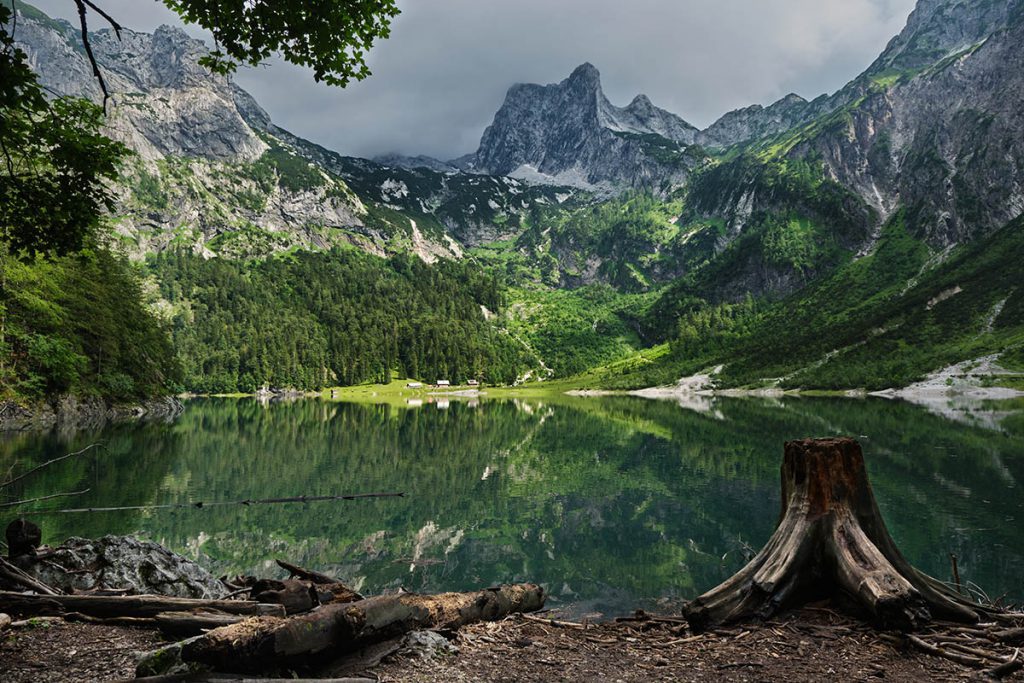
[628,93,653,108]
[775,93,808,106]
[565,62,602,89]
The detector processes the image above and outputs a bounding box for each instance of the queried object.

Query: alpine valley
[6,0,1024,400]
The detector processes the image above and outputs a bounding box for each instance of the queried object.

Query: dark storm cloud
[30,0,917,159]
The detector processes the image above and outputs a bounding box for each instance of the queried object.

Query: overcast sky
[31,0,917,160]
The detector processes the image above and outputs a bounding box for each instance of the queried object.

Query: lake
[2,394,1022,618]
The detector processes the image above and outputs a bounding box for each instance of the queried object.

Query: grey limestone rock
[22,535,227,599]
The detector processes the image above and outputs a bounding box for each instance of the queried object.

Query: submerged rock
[20,535,227,599]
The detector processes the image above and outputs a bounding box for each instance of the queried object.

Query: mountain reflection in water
[2,395,1021,619]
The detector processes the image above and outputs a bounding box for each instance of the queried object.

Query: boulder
[20,535,227,599]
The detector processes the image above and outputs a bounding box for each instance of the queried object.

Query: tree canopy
[160,0,400,86]
[0,4,126,256]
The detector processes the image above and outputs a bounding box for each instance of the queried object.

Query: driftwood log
[683,438,994,632]
[0,591,285,619]
[140,583,545,674]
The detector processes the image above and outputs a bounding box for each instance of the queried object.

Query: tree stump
[5,519,41,559]
[683,437,986,632]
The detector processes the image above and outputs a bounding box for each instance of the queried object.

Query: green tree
[0,5,126,256]
[161,0,400,86]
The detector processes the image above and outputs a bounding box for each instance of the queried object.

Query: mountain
[678,0,1024,263]
[10,3,578,260]
[460,63,704,191]
[786,0,1024,246]
[8,0,1024,395]
[695,93,814,149]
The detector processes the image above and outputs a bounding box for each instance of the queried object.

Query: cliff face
[789,2,1024,247]
[464,63,701,191]
[11,7,570,259]
[696,93,813,149]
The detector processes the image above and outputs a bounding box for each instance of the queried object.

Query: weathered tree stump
[683,437,986,632]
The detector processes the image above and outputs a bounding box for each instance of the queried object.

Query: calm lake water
[2,395,1022,618]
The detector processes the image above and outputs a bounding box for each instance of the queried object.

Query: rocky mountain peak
[466,63,697,188]
[566,61,602,89]
[869,0,1021,74]
[14,6,266,163]
[696,91,812,149]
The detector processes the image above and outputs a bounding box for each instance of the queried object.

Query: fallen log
[140,583,544,674]
[0,591,285,619]
[66,610,252,638]
[250,578,319,615]
[683,438,995,632]
[276,559,338,585]
[273,560,363,604]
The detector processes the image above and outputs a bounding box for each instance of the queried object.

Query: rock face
[789,0,1024,246]
[697,93,813,149]
[867,0,1020,75]
[18,19,265,164]
[20,536,228,599]
[463,63,700,190]
[11,7,484,261]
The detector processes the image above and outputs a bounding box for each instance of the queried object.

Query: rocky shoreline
[0,395,183,432]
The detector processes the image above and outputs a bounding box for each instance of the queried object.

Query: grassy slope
[591,213,1024,391]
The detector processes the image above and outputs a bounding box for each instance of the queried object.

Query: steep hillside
[599,212,1024,392]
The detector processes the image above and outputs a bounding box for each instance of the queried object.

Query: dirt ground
[0,608,1020,682]
[373,608,1008,683]
[0,620,163,682]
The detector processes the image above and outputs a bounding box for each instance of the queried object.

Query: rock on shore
[16,535,227,599]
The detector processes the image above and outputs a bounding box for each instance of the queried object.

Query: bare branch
[0,557,60,595]
[0,442,104,489]
[81,0,121,40]
[41,491,405,514]
[0,489,91,509]
[73,0,109,112]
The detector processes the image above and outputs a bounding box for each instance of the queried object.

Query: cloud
[27,0,917,159]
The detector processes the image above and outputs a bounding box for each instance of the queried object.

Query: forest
[146,248,531,393]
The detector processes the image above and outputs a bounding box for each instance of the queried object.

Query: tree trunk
[144,583,544,674]
[683,438,986,632]
[0,591,285,619]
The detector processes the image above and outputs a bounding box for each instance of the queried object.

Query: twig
[987,648,1022,679]
[81,0,122,38]
[40,491,404,514]
[0,443,104,489]
[0,489,90,509]
[73,0,109,111]
[907,633,985,667]
[661,634,706,646]
[520,613,586,629]
[938,639,1005,663]
[950,553,962,594]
